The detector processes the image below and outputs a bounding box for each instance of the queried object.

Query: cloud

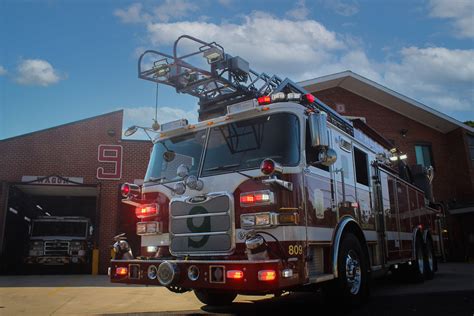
[383,46,474,111]
[116,7,473,119]
[0,65,7,76]
[286,0,310,20]
[146,12,345,79]
[428,0,474,38]
[320,0,359,16]
[114,0,197,24]
[15,59,63,87]
[153,0,198,22]
[114,3,151,24]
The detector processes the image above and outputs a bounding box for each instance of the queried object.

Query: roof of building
[299,71,474,134]
[0,110,124,142]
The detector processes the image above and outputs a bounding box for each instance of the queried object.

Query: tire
[423,237,436,280]
[410,234,425,283]
[194,289,237,306]
[332,233,369,306]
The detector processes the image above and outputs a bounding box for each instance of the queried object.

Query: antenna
[152,83,160,131]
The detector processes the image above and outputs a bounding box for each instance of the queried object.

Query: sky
[0,0,473,140]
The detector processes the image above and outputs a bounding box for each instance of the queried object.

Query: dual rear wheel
[410,234,436,282]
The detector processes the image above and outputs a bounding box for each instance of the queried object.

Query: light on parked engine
[116,267,128,276]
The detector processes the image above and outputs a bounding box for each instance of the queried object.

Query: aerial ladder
[138,35,354,136]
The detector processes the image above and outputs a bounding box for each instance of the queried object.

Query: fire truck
[110,35,441,306]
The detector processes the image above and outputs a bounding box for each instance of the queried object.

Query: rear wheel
[194,289,237,306]
[411,234,425,283]
[424,237,435,280]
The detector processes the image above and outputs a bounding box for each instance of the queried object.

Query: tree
[464,121,474,128]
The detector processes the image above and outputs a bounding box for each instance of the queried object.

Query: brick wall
[0,110,152,273]
[314,87,473,205]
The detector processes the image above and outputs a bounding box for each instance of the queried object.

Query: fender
[422,229,431,244]
[331,216,370,278]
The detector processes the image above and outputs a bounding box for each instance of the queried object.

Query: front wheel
[331,233,369,306]
[194,289,237,306]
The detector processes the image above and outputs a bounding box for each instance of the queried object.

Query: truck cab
[25,216,93,266]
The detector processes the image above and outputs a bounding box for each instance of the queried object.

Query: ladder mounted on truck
[138,35,353,136]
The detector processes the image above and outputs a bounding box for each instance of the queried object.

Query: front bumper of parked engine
[109,259,302,294]
[25,256,87,265]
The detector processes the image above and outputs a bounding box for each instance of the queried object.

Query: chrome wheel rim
[417,243,424,274]
[345,250,362,295]
[427,242,434,271]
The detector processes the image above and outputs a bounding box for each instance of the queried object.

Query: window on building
[354,147,369,186]
[415,144,434,168]
[468,135,474,164]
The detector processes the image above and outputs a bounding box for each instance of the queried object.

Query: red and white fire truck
[110,35,442,306]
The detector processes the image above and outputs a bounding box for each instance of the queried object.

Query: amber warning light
[226,270,244,280]
[116,267,128,276]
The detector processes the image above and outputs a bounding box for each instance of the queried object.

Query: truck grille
[44,241,70,256]
[169,193,234,256]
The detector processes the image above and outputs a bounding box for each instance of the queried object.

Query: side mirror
[124,125,138,137]
[316,148,337,167]
[308,111,329,147]
[308,111,337,167]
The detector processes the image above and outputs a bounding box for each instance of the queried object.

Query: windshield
[145,130,207,183]
[32,221,87,237]
[144,112,300,182]
[202,112,300,175]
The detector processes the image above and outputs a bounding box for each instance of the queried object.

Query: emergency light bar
[257,92,315,105]
[226,99,259,115]
[161,119,189,132]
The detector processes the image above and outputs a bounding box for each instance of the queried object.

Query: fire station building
[0,110,152,273]
[1,72,473,275]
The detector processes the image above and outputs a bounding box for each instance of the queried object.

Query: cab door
[303,122,337,231]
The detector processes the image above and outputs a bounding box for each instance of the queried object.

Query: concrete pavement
[0,263,473,315]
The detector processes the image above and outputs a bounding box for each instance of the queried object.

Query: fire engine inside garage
[0,110,151,274]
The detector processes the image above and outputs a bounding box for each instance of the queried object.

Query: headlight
[29,250,39,256]
[241,215,256,228]
[31,241,43,249]
[240,212,278,228]
[137,222,147,234]
[70,241,83,251]
[255,213,271,226]
[137,222,162,235]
